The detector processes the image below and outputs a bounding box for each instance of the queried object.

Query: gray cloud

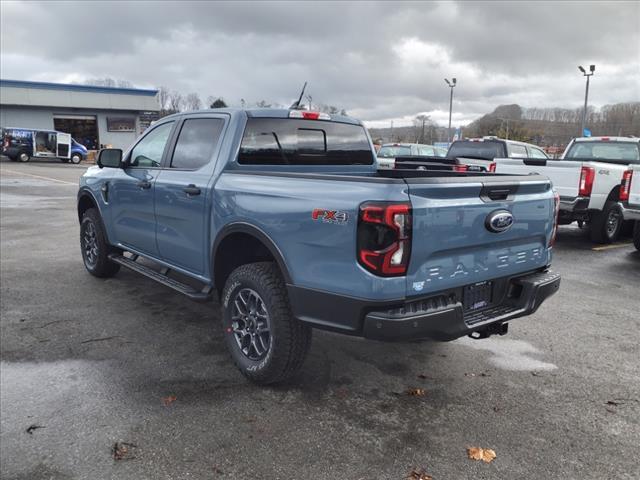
[1,1,638,126]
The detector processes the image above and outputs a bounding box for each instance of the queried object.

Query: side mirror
[97,148,123,168]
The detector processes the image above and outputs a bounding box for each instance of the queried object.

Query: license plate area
[463,281,493,311]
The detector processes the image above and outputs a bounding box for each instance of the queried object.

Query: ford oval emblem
[486,210,514,233]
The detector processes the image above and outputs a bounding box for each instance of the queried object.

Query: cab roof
[162,108,362,126]
[573,136,640,143]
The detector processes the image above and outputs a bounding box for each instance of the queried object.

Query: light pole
[578,65,595,136]
[445,78,456,143]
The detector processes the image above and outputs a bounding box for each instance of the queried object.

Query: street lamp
[578,64,595,136]
[445,78,456,143]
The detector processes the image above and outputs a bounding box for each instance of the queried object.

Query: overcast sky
[1,1,638,127]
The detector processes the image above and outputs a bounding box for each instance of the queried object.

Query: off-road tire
[80,208,120,278]
[221,262,312,385]
[70,153,82,164]
[633,221,640,251]
[590,201,623,244]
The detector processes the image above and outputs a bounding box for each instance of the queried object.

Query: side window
[508,144,527,158]
[528,147,548,159]
[418,146,434,156]
[129,122,173,167]
[171,118,225,169]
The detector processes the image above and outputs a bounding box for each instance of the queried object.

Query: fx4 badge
[485,210,514,233]
[312,209,348,224]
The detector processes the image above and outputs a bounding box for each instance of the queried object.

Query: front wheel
[70,153,82,164]
[221,262,312,385]
[80,208,120,278]
[590,201,623,244]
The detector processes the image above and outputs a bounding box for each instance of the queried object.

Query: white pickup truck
[619,164,640,250]
[494,136,640,243]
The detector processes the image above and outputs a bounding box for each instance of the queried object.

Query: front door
[108,121,175,257]
[155,116,226,274]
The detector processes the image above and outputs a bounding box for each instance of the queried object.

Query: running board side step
[108,254,213,302]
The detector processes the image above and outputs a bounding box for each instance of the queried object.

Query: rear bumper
[559,196,590,212]
[288,269,560,342]
[619,202,640,221]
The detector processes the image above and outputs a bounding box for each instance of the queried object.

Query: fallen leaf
[492,406,501,413]
[467,447,497,463]
[407,467,433,479]
[162,395,177,406]
[605,400,623,406]
[112,442,137,461]
[531,371,540,376]
[406,387,426,397]
[26,424,45,434]
[417,374,431,380]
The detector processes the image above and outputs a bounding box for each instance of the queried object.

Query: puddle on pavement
[455,336,557,371]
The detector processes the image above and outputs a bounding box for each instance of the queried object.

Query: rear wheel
[590,201,623,244]
[70,153,82,164]
[633,221,640,251]
[80,208,120,278]
[18,151,30,162]
[221,262,312,384]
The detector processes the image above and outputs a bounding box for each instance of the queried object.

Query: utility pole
[390,120,394,143]
[578,65,595,136]
[445,78,457,144]
[421,116,426,143]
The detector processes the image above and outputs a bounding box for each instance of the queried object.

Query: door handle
[183,184,201,196]
[136,180,152,190]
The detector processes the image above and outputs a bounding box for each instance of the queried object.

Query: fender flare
[212,222,292,284]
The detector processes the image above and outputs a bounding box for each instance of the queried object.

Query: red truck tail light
[357,202,412,276]
[620,169,633,202]
[549,191,560,247]
[453,164,468,172]
[489,162,497,172]
[578,166,595,196]
[289,110,331,120]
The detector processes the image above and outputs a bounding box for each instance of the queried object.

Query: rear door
[154,115,227,274]
[405,176,554,298]
[494,158,583,199]
[56,132,71,159]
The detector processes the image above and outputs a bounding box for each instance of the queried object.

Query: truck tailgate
[494,158,582,199]
[405,176,554,298]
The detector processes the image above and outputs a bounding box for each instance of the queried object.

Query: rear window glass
[238,118,373,165]
[565,142,640,162]
[378,146,411,158]
[446,141,504,160]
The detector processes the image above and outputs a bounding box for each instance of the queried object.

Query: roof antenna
[290,81,307,110]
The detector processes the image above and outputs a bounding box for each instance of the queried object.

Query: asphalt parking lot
[1,158,639,480]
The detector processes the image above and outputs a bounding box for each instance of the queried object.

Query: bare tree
[157,86,170,115]
[210,97,228,108]
[168,90,184,113]
[184,92,202,111]
[255,100,272,108]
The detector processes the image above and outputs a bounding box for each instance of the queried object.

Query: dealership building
[0,79,160,151]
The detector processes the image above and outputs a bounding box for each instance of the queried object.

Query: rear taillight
[620,169,633,202]
[579,166,595,196]
[289,110,331,120]
[550,191,560,247]
[489,162,497,172]
[357,202,412,276]
[453,164,468,172]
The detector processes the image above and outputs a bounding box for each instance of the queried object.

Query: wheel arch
[212,223,292,293]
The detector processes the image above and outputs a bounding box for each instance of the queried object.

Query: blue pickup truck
[77,108,561,384]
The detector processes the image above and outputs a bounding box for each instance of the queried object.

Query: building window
[107,117,135,132]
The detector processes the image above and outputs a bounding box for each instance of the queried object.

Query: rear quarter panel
[213,172,409,301]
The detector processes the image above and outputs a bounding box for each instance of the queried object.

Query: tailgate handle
[523,159,547,166]
[487,189,511,201]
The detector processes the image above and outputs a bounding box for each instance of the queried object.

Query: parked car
[2,127,88,164]
[494,136,640,243]
[619,164,640,250]
[447,136,548,172]
[77,108,561,384]
[377,142,447,169]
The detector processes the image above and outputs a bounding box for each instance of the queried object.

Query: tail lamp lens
[358,202,412,276]
[453,164,468,172]
[620,170,633,202]
[579,166,595,196]
[489,162,497,172]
